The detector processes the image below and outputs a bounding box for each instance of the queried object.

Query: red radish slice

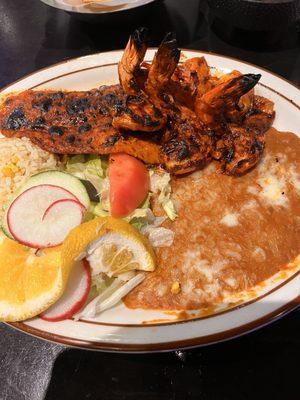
[7,184,85,248]
[40,198,85,245]
[42,198,85,221]
[40,259,91,322]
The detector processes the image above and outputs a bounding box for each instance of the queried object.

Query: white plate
[40,0,156,14]
[3,50,300,352]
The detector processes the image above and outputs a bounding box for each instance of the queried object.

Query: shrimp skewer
[0,28,275,177]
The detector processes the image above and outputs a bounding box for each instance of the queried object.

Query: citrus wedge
[0,232,72,322]
[62,217,156,277]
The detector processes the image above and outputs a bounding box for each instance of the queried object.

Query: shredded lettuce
[90,204,109,218]
[66,155,108,193]
[66,155,175,244]
[83,209,98,222]
[65,155,86,177]
[150,169,177,221]
[76,273,145,319]
[91,273,114,293]
[147,227,175,247]
[97,177,110,211]
[89,177,110,215]
[66,155,110,217]
[127,211,150,231]
[136,209,174,247]
[125,193,152,230]
[141,217,174,247]
[162,198,177,221]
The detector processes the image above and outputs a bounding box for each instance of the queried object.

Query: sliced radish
[7,184,85,248]
[2,171,90,239]
[42,198,85,222]
[40,259,91,322]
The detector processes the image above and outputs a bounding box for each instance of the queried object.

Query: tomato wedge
[108,153,149,218]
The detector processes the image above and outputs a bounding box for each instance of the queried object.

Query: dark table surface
[0,0,299,399]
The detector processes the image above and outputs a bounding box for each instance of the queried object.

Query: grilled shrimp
[213,95,275,175]
[143,34,214,174]
[169,57,213,108]
[195,73,261,126]
[213,125,265,175]
[144,32,181,110]
[111,93,166,132]
[214,70,254,123]
[243,95,275,134]
[118,28,211,174]
[161,116,214,175]
[0,27,275,177]
[118,27,148,95]
[117,27,167,132]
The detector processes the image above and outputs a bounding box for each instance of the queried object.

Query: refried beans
[125,129,300,310]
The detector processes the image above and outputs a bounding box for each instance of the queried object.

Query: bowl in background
[40,0,156,15]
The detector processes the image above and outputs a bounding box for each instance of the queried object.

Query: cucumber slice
[1,225,13,240]
[22,171,90,208]
[2,170,90,239]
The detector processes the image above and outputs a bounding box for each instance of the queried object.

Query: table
[0,1,299,399]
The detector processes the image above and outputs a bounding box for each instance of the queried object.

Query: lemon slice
[0,232,71,322]
[62,217,156,277]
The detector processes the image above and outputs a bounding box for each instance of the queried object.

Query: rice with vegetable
[0,137,61,218]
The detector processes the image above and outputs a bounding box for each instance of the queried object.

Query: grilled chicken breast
[0,86,164,164]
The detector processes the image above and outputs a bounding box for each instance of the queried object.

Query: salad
[0,152,176,322]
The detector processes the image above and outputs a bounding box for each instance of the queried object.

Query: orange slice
[0,232,71,322]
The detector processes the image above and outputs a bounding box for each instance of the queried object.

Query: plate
[40,0,156,14]
[3,50,300,352]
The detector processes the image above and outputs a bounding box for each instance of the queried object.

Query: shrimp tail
[131,27,149,53]
[208,73,261,110]
[146,32,180,91]
[229,73,261,101]
[159,32,181,64]
[195,73,261,125]
[118,27,149,94]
